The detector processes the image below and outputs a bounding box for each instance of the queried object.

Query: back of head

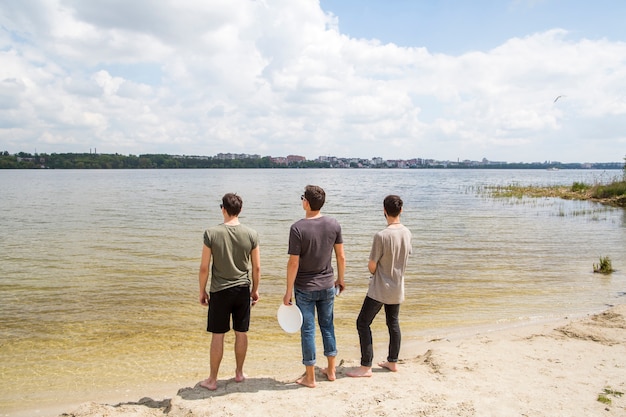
[303,185,326,211]
[222,193,243,216]
[383,195,403,217]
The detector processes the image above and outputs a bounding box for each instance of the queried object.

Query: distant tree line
[0,151,624,170]
[0,152,330,169]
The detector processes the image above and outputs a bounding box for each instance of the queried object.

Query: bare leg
[378,361,398,372]
[321,356,336,381]
[200,333,225,390]
[296,365,316,388]
[346,365,373,378]
[234,331,247,382]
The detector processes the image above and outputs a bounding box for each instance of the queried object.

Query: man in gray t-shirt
[347,195,412,378]
[283,185,346,388]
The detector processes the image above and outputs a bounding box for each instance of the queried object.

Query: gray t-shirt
[367,224,412,304]
[288,216,343,291]
[203,223,258,293]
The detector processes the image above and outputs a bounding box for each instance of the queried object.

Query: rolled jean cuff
[303,351,336,366]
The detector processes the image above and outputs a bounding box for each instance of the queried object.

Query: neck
[223,215,240,225]
[386,216,401,226]
[305,210,322,219]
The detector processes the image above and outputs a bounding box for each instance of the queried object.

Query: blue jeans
[295,287,337,366]
[356,296,401,367]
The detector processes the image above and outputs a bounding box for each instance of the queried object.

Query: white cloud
[0,0,625,161]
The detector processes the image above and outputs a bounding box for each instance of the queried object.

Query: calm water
[1,169,625,415]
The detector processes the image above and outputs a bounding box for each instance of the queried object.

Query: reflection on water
[1,169,625,414]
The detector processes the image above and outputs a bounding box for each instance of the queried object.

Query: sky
[1,1,625,163]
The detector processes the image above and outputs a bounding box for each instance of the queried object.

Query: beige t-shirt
[367,224,412,304]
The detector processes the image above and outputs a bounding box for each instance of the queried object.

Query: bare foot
[199,377,218,390]
[234,371,247,383]
[321,367,336,381]
[296,374,316,388]
[346,366,373,378]
[378,361,398,372]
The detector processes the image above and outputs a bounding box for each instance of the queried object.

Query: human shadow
[106,377,300,412]
[111,397,172,413]
[332,365,396,380]
[178,376,301,400]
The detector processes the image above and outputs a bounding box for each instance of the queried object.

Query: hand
[335,280,345,294]
[250,290,260,306]
[199,291,209,306]
[282,293,293,306]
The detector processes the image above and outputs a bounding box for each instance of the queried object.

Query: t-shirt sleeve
[369,232,382,262]
[287,225,301,255]
[334,221,343,245]
[250,229,259,249]
[203,230,211,248]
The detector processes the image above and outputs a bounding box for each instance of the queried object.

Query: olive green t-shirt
[203,224,258,293]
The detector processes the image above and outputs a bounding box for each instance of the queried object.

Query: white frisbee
[277,304,303,333]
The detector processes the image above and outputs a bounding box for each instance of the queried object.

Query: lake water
[1,169,625,416]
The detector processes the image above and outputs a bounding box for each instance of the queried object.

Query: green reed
[593,256,614,274]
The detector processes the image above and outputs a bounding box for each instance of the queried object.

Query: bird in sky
[553,95,566,103]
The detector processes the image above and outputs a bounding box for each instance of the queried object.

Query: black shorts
[207,285,251,333]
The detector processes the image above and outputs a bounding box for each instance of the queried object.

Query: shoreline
[10,303,625,417]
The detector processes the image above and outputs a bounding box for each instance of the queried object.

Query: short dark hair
[222,193,243,216]
[303,185,326,211]
[383,195,403,217]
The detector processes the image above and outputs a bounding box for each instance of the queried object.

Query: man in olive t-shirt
[198,193,260,390]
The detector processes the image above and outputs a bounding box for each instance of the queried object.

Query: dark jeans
[356,296,401,367]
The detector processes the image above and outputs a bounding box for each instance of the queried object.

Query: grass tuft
[593,256,614,274]
[597,387,624,405]
[482,179,626,207]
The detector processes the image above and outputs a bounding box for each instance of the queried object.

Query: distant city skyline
[211,152,624,168]
[6,149,625,167]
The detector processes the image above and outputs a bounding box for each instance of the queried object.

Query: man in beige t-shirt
[347,195,411,378]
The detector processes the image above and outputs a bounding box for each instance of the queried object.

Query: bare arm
[198,244,212,306]
[368,259,377,275]
[283,254,299,305]
[250,246,261,305]
[334,243,346,293]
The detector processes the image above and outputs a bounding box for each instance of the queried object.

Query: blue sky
[321,0,626,53]
[1,0,625,162]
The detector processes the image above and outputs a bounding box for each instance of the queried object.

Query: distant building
[286,155,306,164]
[371,157,383,166]
[216,153,261,160]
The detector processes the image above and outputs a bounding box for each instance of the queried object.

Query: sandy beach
[52,303,626,417]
